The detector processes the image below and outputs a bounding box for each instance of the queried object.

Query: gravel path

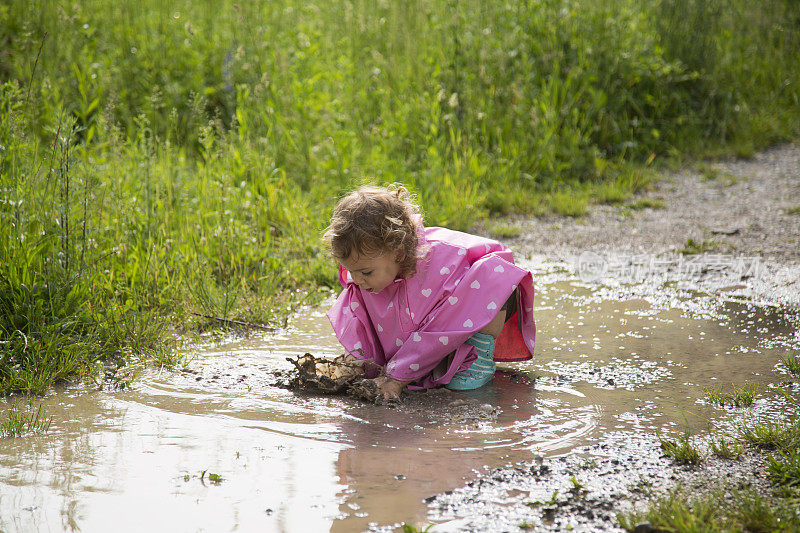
[517,144,800,261]
[514,144,800,308]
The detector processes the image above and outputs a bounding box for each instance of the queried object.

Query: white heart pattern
[396,338,403,347]
[388,302,394,309]
[421,288,432,297]
[440,267,451,275]
[470,280,481,289]
[350,302,359,310]
[448,296,458,305]
[409,363,420,371]
[494,265,505,273]
[413,332,422,342]
[463,319,473,328]
[353,342,362,350]
[484,244,491,252]
[377,324,383,332]
[438,336,449,345]
[458,248,467,256]
[454,279,460,286]
[487,301,497,310]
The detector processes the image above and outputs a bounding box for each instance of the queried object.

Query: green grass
[627,199,666,210]
[659,430,704,465]
[737,416,800,452]
[549,190,589,217]
[200,470,224,484]
[703,385,727,405]
[709,436,743,459]
[767,450,800,497]
[618,486,800,533]
[703,383,758,407]
[678,238,719,255]
[1,0,799,392]
[729,384,758,407]
[401,524,433,533]
[781,352,800,375]
[618,487,723,532]
[786,206,800,216]
[487,222,522,239]
[696,163,739,185]
[1,400,52,437]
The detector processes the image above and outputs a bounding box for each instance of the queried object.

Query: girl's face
[341,251,402,294]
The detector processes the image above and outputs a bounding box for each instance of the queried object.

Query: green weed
[593,181,631,205]
[729,487,800,531]
[786,206,800,216]
[618,487,723,532]
[730,384,758,407]
[487,222,522,239]
[737,416,800,452]
[550,191,588,217]
[697,163,739,185]
[709,436,743,459]
[200,470,223,484]
[780,351,800,375]
[678,238,718,255]
[627,199,666,210]
[401,524,433,533]
[1,400,52,437]
[703,383,758,407]
[659,430,704,465]
[767,450,800,497]
[618,486,800,533]
[703,385,727,406]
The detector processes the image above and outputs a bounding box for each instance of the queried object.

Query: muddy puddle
[2,266,799,532]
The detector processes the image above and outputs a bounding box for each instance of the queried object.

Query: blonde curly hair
[323,184,422,276]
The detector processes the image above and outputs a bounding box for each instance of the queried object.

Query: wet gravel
[423,434,775,533]
[541,357,673,391]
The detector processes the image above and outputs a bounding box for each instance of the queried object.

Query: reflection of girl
[324,185,536,401]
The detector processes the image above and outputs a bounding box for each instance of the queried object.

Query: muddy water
[1,277,798,532]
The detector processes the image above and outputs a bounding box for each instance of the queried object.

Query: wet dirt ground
[1,145,798,532]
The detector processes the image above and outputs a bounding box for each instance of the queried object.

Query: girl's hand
[371,375,410,402]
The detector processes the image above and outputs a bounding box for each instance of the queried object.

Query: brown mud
[286,353,389,404]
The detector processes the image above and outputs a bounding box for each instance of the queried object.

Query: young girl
[324,185,536,401]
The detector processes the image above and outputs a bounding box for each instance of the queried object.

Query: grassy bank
[1,0,799,393]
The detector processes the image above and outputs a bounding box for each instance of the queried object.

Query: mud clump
[286,353,391,404]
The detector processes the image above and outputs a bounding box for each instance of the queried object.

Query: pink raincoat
[327,224,536,389]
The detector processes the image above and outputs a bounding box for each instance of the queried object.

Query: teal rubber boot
[446,332,496,390]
